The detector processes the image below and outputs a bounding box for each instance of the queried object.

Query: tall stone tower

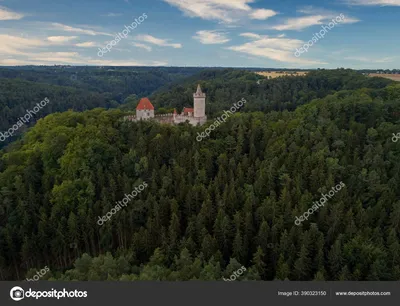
[193,84,206,118]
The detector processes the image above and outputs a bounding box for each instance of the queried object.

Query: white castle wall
[124,114,207,126]
[136,109,154,120]
[174,115,207,126]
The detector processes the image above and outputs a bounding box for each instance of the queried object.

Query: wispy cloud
[343,56,396,63]
[47,36,78,43]
[163,0,248,23]
[132,42,152,51]
[271,11,360,31]
[163,0,277,24]
[272,15,327,31]
[135,34,182,48]
[0,34,167,66]
[0,6,24,20]
[193,30,230,44]
[345,0,400,5]
[75,41,96,47]
[51,23,113,36]
[0,57,168,66]
[240,32,262,39]
[228,32,327,65]
[101,13,123,17]
[0,35,48,56]
[249,9,278,20]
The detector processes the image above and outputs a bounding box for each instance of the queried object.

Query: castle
[124,84,207,126]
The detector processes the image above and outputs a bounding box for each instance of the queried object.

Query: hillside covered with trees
[149,69,393,116]
[0,67,204,149]
[0,70,399,281]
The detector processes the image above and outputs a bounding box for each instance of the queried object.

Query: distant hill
[0,66,204,98]
[149,68,394,116]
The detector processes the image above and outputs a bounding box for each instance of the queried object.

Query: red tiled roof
[137,98,154,110]
[183,107,194,113]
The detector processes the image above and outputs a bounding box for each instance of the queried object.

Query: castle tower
[193,84,206,118]
[136,97,154,120]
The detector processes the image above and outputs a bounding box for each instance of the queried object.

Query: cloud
[227,33,327,65]
[163,0,278,23]
[47,36,78,43]
[132,42,152,51]
[0,6,24,20]
[0,35,47,56]
[271,12,360,31]
[32,52,81,63]
[101,13,122,17]
[341,16,361,23]
[239,54,259,61]
[51,23,113,36]
[272,15,327,31]
[296,6,360,24]
[343,56,396,63]
[135,34,182,48]
[249,9,277,20]
[193,30,230,44]
[345,0,400,5]
[240,32,262,39]
[163,0,247,23]
[0,34,167,66]
[75,41,96,47]
[0,57,168,66]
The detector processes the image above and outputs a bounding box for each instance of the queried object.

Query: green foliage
[0,70,399,281]
[0,66,204,149]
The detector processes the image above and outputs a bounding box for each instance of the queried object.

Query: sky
[0,0,399,68]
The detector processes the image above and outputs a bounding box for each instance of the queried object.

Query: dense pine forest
[0,69,399,281]
[0,66,203,97]
[149,69,393,115]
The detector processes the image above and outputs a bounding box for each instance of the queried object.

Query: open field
[256,71,309,79]
[368,73,400,81]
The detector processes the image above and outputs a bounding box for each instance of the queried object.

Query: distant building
[193,84,206,119]
[135,97,154,120]
[124,84,207,126]
[183,107,194,116]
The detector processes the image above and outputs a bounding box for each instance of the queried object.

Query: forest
[0,66,204,149]
[0,69,399,281]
